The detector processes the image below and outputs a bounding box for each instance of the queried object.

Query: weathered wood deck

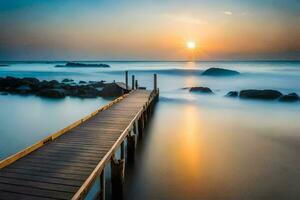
[0,89,159,200]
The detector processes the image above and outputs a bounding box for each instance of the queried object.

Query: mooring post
[135,80,138,89]
[121,141,125,160]
[132,75,135,90]
[99,169,105,200]
[111,155,125,200]
[125,71,128,90]
[154,74,157,92]
[127,132,136,162]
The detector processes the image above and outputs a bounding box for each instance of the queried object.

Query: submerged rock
[37,89,66,98]
[226,91,238,97]
[62,78,74,83]
[79,81,87,84]
[1,92,8,95]
[202,68,240,76]
[189,87,213,94]
[239,89,282,100]
[279,93,300,102]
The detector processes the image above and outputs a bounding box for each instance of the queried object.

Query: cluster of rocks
[55,62,110,68]
[226,89,300,102]
[0,76,128,98]
[187,86,299,102]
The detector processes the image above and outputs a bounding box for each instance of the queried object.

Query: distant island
[55,62,110,68]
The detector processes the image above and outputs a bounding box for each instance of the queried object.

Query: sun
[186,41,196,49]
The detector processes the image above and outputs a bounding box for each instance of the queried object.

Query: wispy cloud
[164,14,207,25]
[223,11,233,15]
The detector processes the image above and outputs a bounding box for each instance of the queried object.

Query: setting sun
[186,41,196,49]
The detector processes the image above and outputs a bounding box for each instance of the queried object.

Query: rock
[62,79,73,83]
[74,85,101,98]
[56,62,110,68]
[189,87,213,94]
[16,85,32,94]
[202,68,240,76]
[36,89,66,98]
[22,77,39,85]
[89,81,106,88]
[0,64,9,67]
[100,83,125,97]
[1,76,23,88]
[79,81,87,84]
[1,92,8,95]
[226,91,238,97]
[279,93,300,102]
[239,89,282,100]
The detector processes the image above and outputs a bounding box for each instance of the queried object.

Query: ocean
[0,61,300,199]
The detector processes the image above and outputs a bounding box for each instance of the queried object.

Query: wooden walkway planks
[0,90,157,200]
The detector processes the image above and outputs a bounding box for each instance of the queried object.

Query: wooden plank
[0,191,54,200]
[0,183,73,200]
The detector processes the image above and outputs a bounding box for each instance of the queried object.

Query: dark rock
[0,64,9,67]
[56,62,110,68]
[239,89,282,100]
[189,87,213,94]
[22,77,39,85]
[16,85,32,94]
[100,83,125,97]
[226,91,238,97]
[279,93,300,102]
[202,68,240,76]
[89,81,105,88]
[62,79,73,83]
[1,92,8,95]
[79,81,87,84]
[37,89,66,98]
[1,76,23,88]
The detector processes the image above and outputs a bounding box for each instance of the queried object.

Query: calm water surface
[0,61,300,199]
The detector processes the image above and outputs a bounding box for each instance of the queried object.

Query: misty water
[0,61,300,199]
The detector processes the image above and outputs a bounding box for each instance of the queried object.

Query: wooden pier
[0,73,159,200]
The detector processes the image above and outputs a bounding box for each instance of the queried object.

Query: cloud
[164,14,207,25]
[223,11,233,15]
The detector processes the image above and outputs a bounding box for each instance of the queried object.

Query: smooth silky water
[0,61,299,199]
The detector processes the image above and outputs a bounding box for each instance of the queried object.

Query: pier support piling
[111,156,125,200]
[127,133,136,162]
[99,170,105,200]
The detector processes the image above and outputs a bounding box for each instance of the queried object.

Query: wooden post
[127,132,136,162]
[131,75,135,90]
[111,155,125,200]
[135,80,138,89]
[121,141,125,160]
[99,169,105,200]
[125,71,128,90]
[154,74,157,91]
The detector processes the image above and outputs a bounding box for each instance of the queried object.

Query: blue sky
[0,0,299,60]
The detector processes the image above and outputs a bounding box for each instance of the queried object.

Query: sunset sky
[0,0,299,61]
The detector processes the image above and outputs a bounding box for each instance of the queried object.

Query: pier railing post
[135,80,138,90]
[132,75,135,90]
[154,74,157,92]
[125,71,128,90]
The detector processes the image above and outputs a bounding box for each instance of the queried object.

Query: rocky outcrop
[279,93,300,102]
[56,62,110,68]
[226,91,238,97]
[189,87,213,94]
[202,68,240,76]
[239,89,282,100]
[0,76,128,98]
